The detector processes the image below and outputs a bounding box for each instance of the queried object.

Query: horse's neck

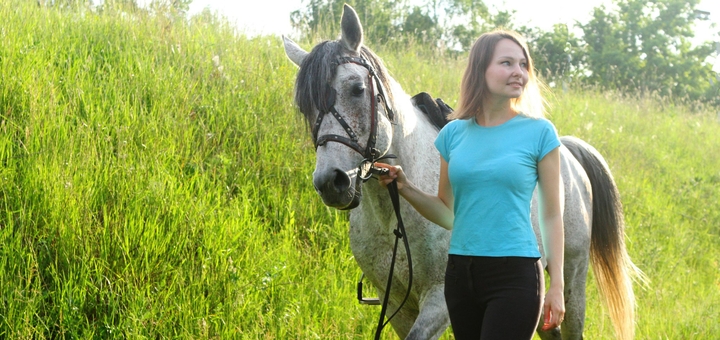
[389,85,441,193]
[353,85,440,233]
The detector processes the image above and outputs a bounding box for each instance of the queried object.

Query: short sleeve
[538,119,561,161]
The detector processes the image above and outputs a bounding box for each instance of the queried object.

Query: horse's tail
[560,136,646,340]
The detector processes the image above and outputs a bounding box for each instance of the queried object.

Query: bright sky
[186,0,719,46]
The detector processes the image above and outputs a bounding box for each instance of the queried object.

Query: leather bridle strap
[313,106,366,155]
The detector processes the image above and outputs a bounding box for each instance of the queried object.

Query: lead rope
[373,178,413,340]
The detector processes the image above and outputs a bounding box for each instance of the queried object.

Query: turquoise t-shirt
[434,114,560,257]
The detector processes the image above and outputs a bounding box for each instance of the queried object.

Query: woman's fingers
[372,162,408,191]
[541,301,565,331]
[541,311,564,331]
[374,163,399,178]
[542,305,553,330]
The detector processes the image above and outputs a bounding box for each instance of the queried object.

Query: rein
[310,55,411,339]
[370,176,413,340]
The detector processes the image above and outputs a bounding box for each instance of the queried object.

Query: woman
[377,30,565,339]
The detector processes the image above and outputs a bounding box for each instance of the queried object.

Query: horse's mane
[294,40,395,124]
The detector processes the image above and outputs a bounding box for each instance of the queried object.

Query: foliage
[524,24,584,82]
[578,0,719,105]
[289,0,719,107]
[289,0,516,51]
[290,0,408,45]
[402,5,444,46]
[443,0,518,51]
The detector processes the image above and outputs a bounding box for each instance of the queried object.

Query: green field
[1,1,718,338]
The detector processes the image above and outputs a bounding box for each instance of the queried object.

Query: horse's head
[283,4,396,210]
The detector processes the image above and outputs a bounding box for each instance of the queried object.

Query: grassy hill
[0,1,718,338]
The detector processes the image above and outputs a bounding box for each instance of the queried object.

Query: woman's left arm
[537,147,566,330]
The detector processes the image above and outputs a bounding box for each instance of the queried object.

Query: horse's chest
[348,222,394,256]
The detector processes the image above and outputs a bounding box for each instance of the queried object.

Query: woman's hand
[373,162,407,190]
[374,158,454,230]
[541,284,566,331]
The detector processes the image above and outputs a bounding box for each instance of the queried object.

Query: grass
[0,1,718,338]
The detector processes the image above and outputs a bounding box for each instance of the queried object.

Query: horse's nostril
[333,169,351,193]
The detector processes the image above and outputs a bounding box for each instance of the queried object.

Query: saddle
[410,92,454,129]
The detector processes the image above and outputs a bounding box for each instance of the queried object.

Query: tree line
[35,0,720,107]
[291,0,720,107]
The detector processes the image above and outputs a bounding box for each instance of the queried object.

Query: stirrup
[357,273,381,305]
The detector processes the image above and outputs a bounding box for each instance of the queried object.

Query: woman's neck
[476,98,517,127]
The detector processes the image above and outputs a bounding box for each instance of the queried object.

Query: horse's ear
[282,35,308,67]
[340,4,363,52]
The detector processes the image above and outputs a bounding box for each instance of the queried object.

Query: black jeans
[444,255,543,340]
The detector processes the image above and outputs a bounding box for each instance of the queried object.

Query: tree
[402,5,443,45]
[578,0,718,103]
[525,24,584,82]
[289,0,519,52]
[287,0,719,106]
[442,0,518,51]
[290,0,408,45]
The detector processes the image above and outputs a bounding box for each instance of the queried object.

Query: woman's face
[484,38,529,101]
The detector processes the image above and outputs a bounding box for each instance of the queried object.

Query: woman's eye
[351,84,365,96]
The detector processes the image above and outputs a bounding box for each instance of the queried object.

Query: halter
[311,56,396,180]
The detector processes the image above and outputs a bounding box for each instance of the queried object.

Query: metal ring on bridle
[358,159,374,181]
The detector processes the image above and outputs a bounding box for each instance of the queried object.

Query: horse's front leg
[403,284,450,340]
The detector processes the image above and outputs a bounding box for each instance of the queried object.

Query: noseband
[311,56,396,180]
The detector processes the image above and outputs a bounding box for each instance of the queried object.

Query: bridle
[310,55,411,340]
[311,56,396,181]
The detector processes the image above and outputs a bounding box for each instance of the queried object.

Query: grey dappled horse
[283,5,641,339]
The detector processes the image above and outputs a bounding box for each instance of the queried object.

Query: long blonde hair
[448,29,547,120]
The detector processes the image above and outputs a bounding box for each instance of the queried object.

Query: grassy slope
[0,1,718,338]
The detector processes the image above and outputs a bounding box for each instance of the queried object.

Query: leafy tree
[442,0,517,51]
[578,0,718,103]
[402,5,443,45]
[287,0,719,105]
[524,24,584,82]
[443,0,489,50]
[290,0,408,45]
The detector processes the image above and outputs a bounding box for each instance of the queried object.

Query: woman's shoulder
[440,117,471,132]
[446,117,471,126]
[515,114,556,129]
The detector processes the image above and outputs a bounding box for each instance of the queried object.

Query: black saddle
[410,92,453,130]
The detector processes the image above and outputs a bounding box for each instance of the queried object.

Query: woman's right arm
[376,158,454,230]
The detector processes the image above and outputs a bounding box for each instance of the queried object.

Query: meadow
[0,1,718,338]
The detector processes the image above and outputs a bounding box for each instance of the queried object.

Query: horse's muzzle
[313,168,362,210]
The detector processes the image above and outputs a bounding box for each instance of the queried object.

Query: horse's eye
[351,84,365,97]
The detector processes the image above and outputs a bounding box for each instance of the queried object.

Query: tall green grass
[0,1,718,338]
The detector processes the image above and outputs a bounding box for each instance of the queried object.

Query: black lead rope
[373,178,413,340]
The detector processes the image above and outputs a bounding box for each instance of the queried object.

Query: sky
[184,0,720,46]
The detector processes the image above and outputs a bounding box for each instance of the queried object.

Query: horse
[283,4,642,339]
